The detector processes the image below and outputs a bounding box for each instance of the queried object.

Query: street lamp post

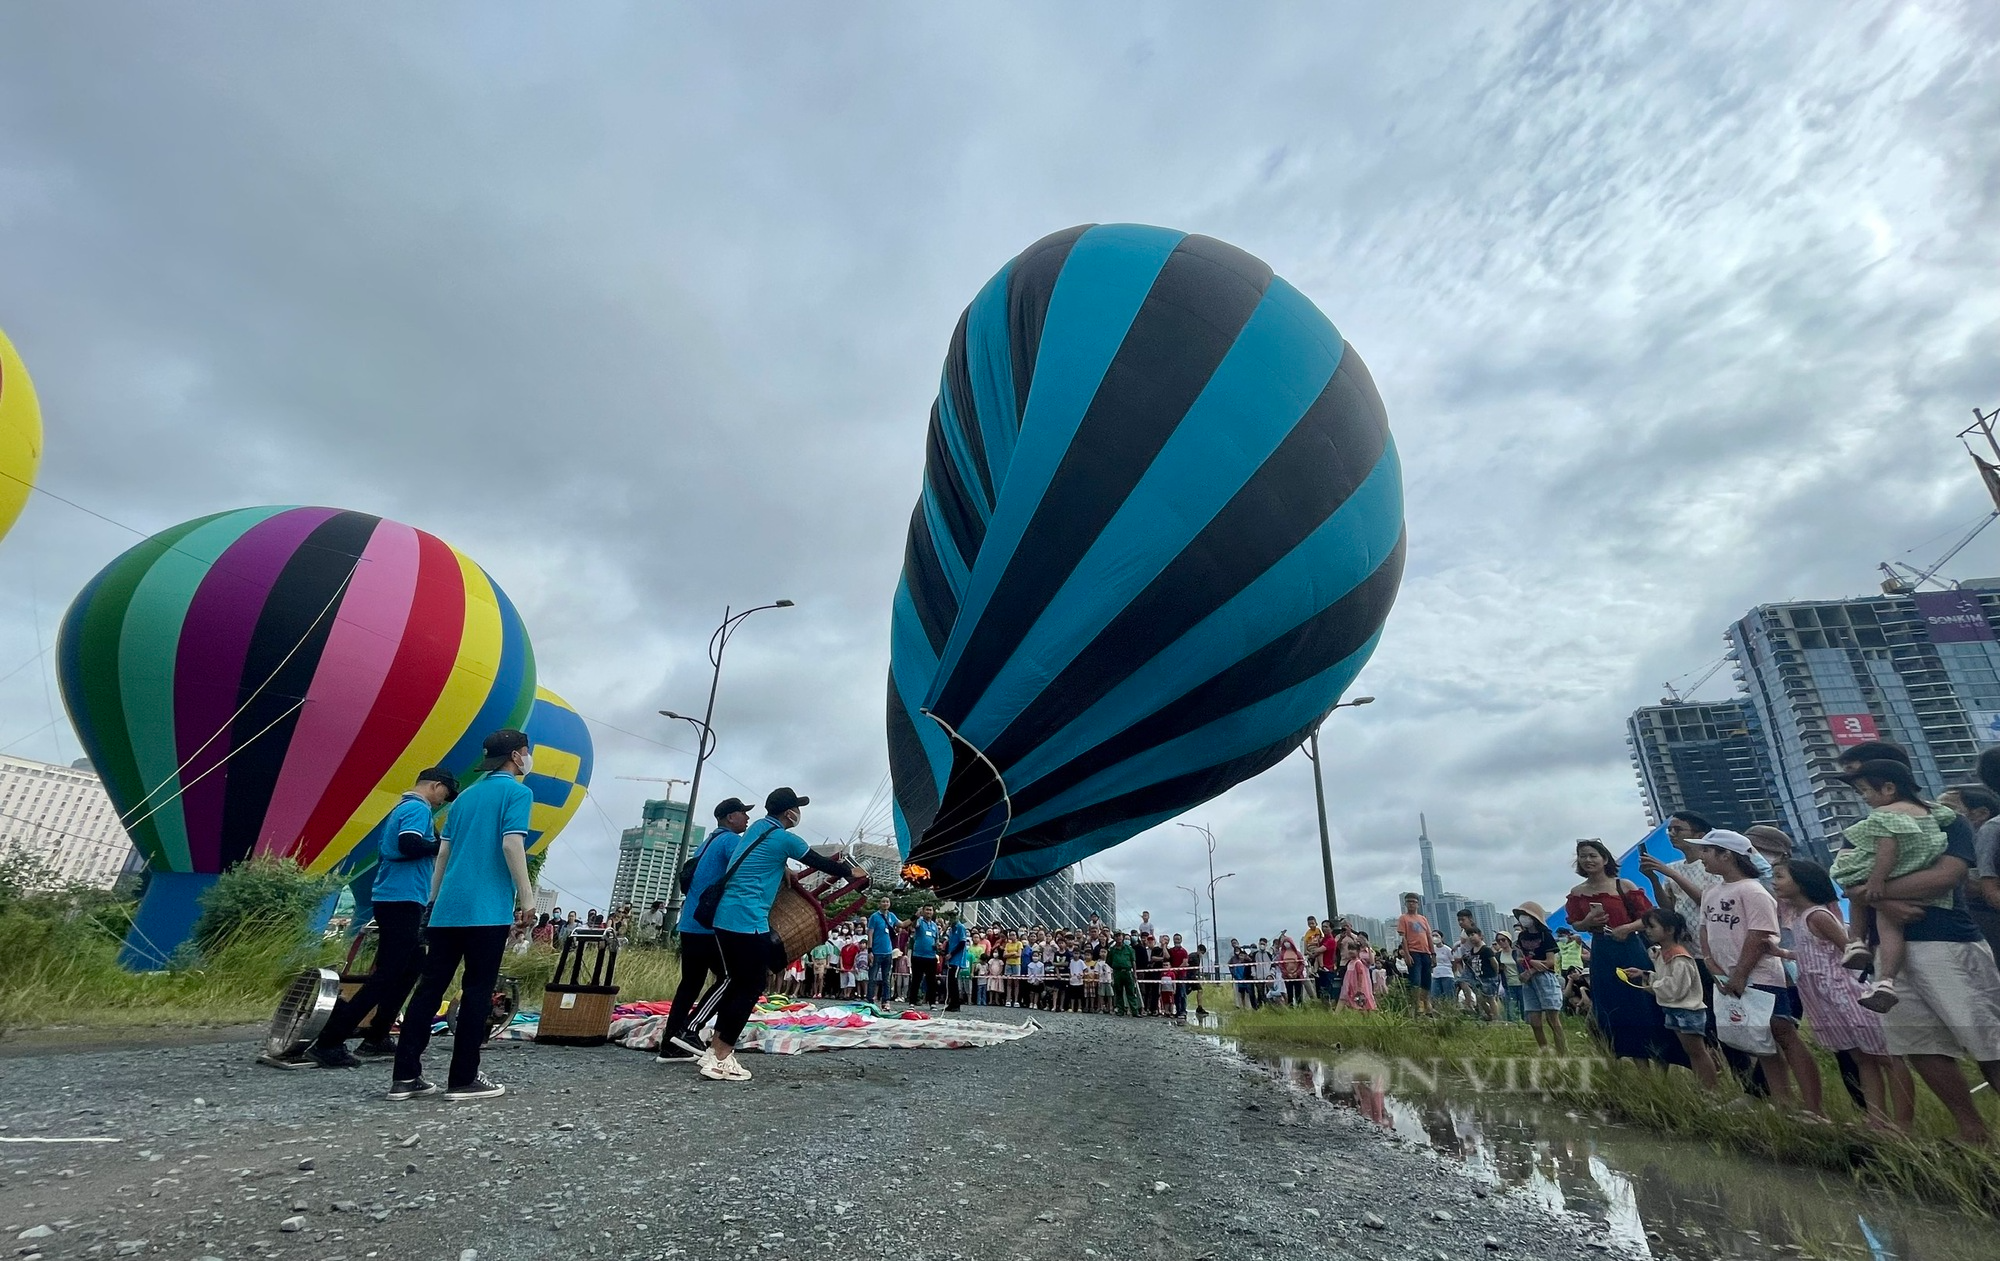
[658,600,794,919]
[1177,821,1233,976]
[1302,696,1374,925]
[1176,883,1207,953]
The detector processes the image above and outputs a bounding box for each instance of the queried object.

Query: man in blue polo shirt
[306,767,458,1068]
[866,895,899,1008]
[654,796,755,1063]
[390,730,538,1101]
[908,905,941,1008]
[942,909,969,1011]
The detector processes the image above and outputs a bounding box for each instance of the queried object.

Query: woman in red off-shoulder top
[1567,839,1685,1065]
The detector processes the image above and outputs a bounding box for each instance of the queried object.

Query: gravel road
[2,1011,1607,1260]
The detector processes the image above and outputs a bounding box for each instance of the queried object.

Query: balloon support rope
[915,709,1012,901]
[112,566,357,828]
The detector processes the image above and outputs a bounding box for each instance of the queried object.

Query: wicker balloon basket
[539,928,619,1047]
[770,869,871,962]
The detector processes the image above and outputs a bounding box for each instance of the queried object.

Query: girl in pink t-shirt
[1696,835,1823,1114]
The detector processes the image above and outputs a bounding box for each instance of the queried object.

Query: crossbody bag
[692,824,774,930]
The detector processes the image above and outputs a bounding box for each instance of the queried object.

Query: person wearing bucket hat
[696,788,865,1083]
[390,730,538,1101]
[1509,901,1567,1055]
[306,766,459,1068]
[653,796,761,1064]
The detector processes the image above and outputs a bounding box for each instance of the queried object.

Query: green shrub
[191,856,342,952]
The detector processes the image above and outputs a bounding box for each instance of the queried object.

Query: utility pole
[1303,696,1374,924]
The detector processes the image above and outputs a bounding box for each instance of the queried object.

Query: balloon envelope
[59,506,537,879]
[340,684,589,926]
[888,224,1404,898]
[0,326,43,545]
[518,685,593,857]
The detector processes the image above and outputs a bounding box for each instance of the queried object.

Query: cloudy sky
[3,2,1998,943]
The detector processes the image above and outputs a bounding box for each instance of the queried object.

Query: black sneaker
[387,1076,439,1100]
[444,1074,506,1101]
[355,1037,398,1057]
[654,1044,696,1062]
[306,1043,363,1069]
[667,1034,708,1058]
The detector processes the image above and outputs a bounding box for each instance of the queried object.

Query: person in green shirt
[1557,928,1585,971]
[807,939,838,1000]
[1108,932,1142,1016]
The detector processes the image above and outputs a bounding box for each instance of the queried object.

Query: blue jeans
[868,958,893,1005]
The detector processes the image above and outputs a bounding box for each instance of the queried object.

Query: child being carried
[1832,758,1954,1013]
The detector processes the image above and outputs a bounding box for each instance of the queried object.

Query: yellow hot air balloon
[0,327,42,544]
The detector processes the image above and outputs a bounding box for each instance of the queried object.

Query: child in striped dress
[1775,860,1904,1128]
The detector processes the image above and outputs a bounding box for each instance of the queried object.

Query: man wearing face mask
[696,787,865,1082]
[389,729,539,1101]
[306,766,459,1067]
[654,796,757,1062]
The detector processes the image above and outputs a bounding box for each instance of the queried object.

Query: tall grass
[0,901,343,1031]
[1223,1003,2000,1216]
[1,889,686,1035]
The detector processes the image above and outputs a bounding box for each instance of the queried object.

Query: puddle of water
[1230,1040,1988,1261]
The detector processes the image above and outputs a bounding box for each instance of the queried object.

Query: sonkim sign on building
[1912,589,1995,644]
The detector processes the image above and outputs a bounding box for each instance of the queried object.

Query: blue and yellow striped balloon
[521,686,593,856]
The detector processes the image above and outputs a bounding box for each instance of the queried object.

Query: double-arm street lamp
[1175,820,1234,972]
[658,600,794,917]
[1302,695,1374,924]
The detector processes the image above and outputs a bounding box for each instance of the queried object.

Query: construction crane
[1661,657,1727,705]
[1878,405,2000,595]
[616,776,689,796]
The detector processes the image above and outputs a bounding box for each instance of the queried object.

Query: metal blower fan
[256,967,341,1068]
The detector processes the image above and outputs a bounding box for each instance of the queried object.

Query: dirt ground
[1,1010,1609,1260]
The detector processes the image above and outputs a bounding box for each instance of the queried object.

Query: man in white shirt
[637,900,668,946]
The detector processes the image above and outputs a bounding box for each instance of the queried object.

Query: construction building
[1725,584,2000,862]
[612,798,705,913]
[1625,699,1785,831]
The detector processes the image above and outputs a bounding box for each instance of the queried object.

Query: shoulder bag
[677,830,722,896]
[692,824,774,930]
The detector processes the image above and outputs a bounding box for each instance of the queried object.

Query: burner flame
[900,863,933,886]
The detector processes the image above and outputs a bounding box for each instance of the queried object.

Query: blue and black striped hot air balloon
[887,224,1405,900]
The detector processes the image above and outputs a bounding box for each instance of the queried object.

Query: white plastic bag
[1713,987,1777,1057]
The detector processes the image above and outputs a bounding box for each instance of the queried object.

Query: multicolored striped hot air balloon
[0,326,43,546]
[57,506,536,964]
[518,685,593,857]
[888,224,1404,900]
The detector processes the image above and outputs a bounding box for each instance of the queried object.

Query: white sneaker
[1858,978,1899,1013]
[700,1053,752,1082]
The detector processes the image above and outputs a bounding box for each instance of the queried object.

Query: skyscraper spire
[1418,813,1443,902]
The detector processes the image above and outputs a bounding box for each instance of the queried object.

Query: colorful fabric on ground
[583,997,1034,1055]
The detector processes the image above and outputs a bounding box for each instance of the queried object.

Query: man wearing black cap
[390,730,539,1100]
[697,787,864,1082]
[654,796,757,1062]
[306,767,458,1068]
